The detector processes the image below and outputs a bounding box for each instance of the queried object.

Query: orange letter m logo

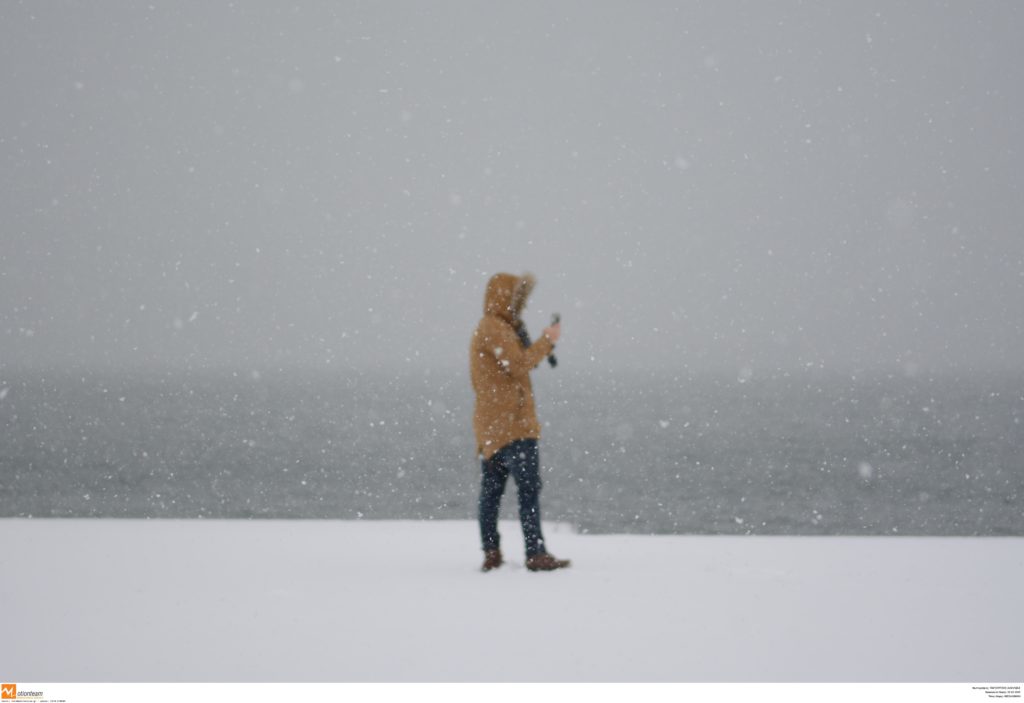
[1,684,15,700]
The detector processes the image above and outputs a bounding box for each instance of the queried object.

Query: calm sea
[1,367,1021,535]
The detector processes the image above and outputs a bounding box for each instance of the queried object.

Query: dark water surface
[1,367,1021,535]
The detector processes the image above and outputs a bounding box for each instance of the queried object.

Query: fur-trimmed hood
[483,272,536,322]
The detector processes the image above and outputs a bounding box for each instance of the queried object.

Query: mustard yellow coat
[470,273,554,459]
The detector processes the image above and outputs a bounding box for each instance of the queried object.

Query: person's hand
[543,322,561,344]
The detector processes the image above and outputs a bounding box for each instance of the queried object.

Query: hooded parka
[470,273,555,459]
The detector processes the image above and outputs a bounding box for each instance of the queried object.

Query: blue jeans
[478,439,547,558]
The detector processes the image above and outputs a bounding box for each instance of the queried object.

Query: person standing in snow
[470,272,570,572]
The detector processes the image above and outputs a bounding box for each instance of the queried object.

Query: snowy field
[2,518,1021,683]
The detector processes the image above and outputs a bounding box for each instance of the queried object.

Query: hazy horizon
[3,2,1023,378]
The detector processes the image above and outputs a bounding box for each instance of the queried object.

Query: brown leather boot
[526,553,571,572]
[481,549,503,572]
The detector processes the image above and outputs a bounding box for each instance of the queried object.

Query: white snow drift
[2,519,1021,682]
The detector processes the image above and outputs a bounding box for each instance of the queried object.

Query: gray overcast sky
[2,1,1022,376]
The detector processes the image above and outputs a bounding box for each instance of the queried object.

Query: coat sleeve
[478,318,554,380]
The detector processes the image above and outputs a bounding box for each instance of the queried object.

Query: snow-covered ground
[2,519,1021,682]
